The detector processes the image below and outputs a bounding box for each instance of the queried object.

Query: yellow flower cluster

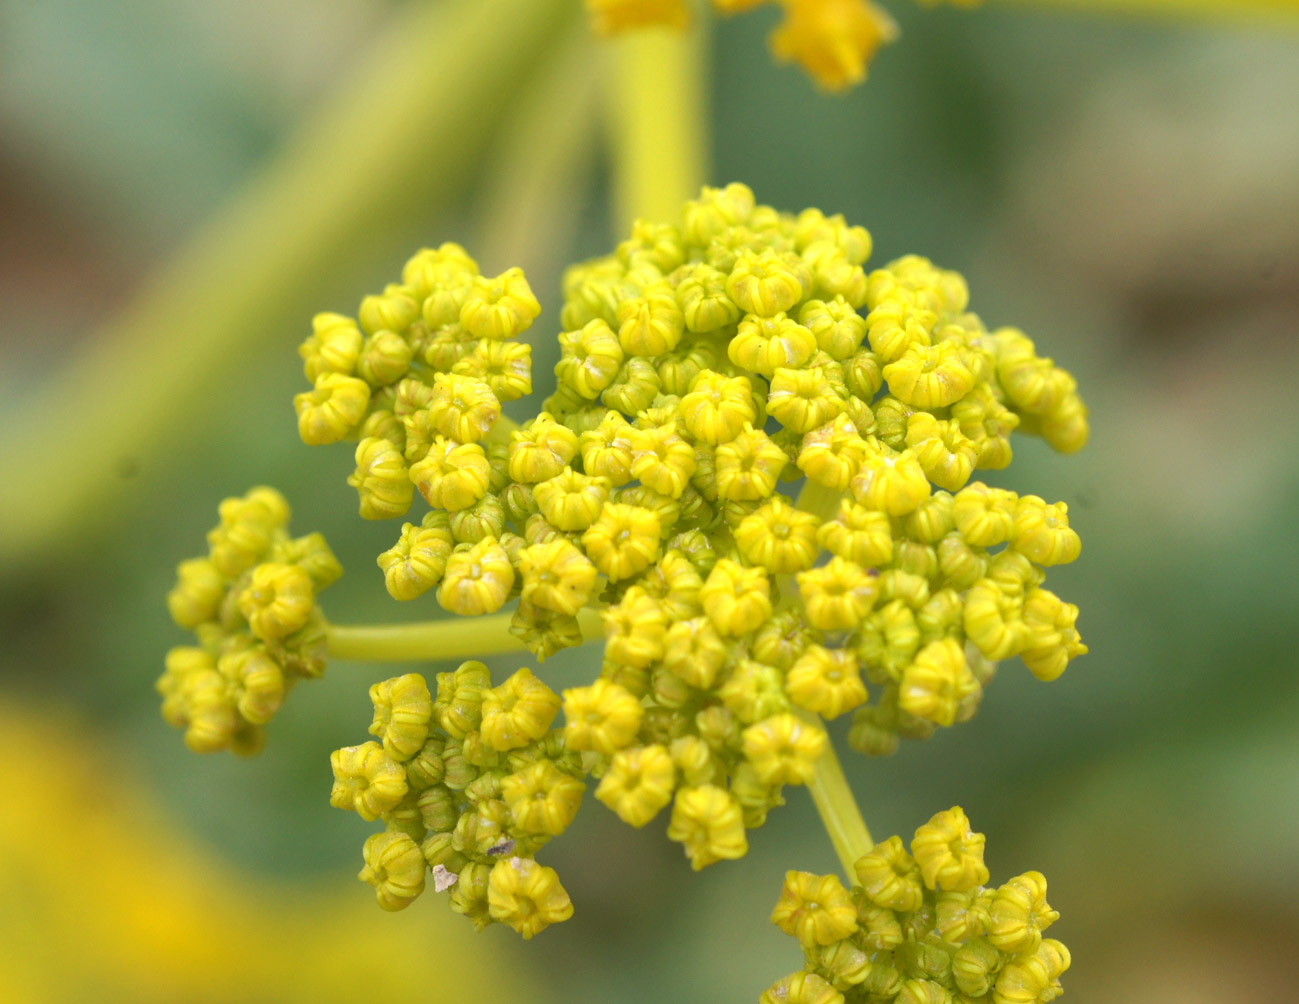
[329,661,586,938]
[293,183,1086,871]
[763,807,1069,1004]
[158,487,340,754]
[293,243,536,523]
[587,0,981,92]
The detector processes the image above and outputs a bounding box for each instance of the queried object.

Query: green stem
[804,720,875,878]
[0,0,575,569]
[605,22,708,229]
[326,608,603,663]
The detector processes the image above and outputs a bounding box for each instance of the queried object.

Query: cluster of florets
[293,241,535,524]
[296,182,1087,874]
[329,662,585,938]
[586,0,980,93]
[158,487,341,754]
[764,808,1068,1004]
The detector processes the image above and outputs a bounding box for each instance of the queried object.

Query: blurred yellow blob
[0,701,524,1004]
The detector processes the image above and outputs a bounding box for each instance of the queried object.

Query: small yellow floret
[487,857,573,938]
[742,712,827,785]
[796,557,878,631]
[988,871,1058,955]
[730,313,817,377]
[348,436,413,519]
[769,0,898,93]
[480,667,561,752]
[666,784,749,870]
[460,267,540,339]
[563,679,644,754]
[734,496,820,573]
[237,562,314,641]
[582,503,661,580]
[681,370,758,445]
[330,741,408,821]
[899,637,980,727]
[359,830,425,911]
[295,372,370,445]
[850,443,931,515]
[377,516,453,600]
[517,538,596,616]
[786,645,867,719]
[715,426,789,501]
[595,743,676,827]
[437,537,515,616]
[1012,496,1081,566]
[910,806,990,892]
[534,468,610,531]
[854,835,924,912]
[429,373,501,443]
[410,437,491,511]
[369,673,433,761]
[701,558,772,636]
[770,870,858,948]
[502,761,585,836]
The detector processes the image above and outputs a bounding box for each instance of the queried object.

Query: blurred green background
[2,1,1298,1001]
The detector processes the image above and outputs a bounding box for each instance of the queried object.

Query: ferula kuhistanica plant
[162,183,1086,997]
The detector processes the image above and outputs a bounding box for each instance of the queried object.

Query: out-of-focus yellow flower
[587,0,692,35]
[238,562,314,641]
[769,0,900,92]
[701,557,773,635]
[502,761,586,836]
[770,870,858,948]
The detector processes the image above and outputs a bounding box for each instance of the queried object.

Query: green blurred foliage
[2,1,1298,1002]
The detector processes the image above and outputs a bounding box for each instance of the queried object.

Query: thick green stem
[804,722,875,878]
[0,0,575,568]
[326,608,603,663]
[606,23,707,229]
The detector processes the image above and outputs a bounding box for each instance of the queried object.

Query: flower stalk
[325,609,604,663]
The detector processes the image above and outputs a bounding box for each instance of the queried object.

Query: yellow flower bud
[906,412,977,492]
[1011,496,1081,567]
[628,422,696,498]
[616,281,684,356]
[727,249,805,318]
[951,383,1019,470]
[963,577,1031,661]
[456,338,532,403]
[214,647,285,726]
[602,355,662,414]
[582,502,661,581]
[517,538,597,616]
[911,806,990,892]
[410,436,491,511]
[300,312,363,381]
[676,263,741,333]
[992,938,1070,1004]
[700,558,772,636]
[988,871,1058,955]
[680,370,757,445]
[953,483,1017,547]
[994,328,1072,415]
[358,830,425,911]
[854,835,924,912]
[770,870,858,948]
[850,444,931,516]
[487,856,573,938]
[563,678,644,754]
[659,616,728,689]
[437,537,515,616]
[358,285,419,336]
[805,241,869,307]
[786,645,868,719]
[797,556,878,631]
[369,673,433,761]
[1020,588,1087,682]
[502,761,585,836]
[882,339,975,409]
[898,638,980,727]
[760,972,844,1004]
[797,414,868,491]
[769,0,898,93]
[426,373,500,444]
[348,436,413,520]
[167,557,225,629]
[766,365,846,435]
[579,410,635,486]
[894,980,951,1004]
[508,414,580,484]
[459,267,540,340]
[742,712,826,785]
[951,937,1001,997]
[816,499,891,567]
[667,784,749,870]
[294,372,370,445]
[556,318,624,399]
[480,667,561,752]
[799,296,867,362]
[356,330,413,387]
[1040,391,1089,454]
[734,496,819,574]
[730,312,817,377]
[377,515,453,601]
[237,562,314,641]
[402,242,477,300]
[435,661,492,739]
[595,743,675,827]
[714,426,788,501]
[330,741,408,821]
